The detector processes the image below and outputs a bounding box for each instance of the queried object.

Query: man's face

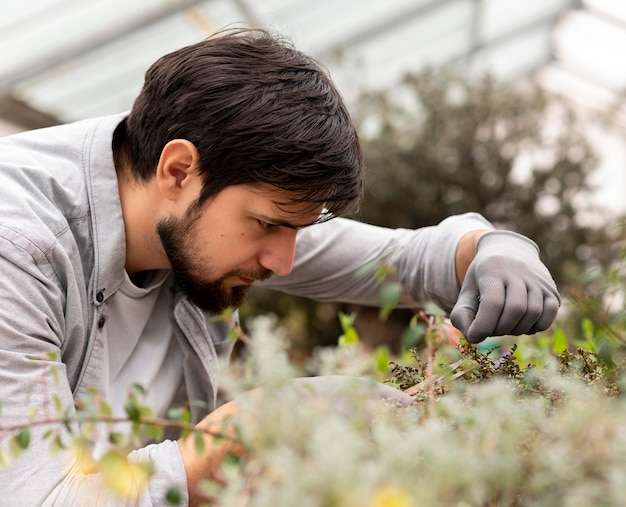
[157,184,322,313]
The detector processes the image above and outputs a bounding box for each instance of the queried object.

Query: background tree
[353,69,614,286]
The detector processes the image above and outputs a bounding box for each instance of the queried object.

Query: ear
[156,139,202,202]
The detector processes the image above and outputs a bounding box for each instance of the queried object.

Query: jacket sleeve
[260,212,495,313]
[0,231,188,506]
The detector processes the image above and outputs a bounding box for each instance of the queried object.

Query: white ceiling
[1,0,625,212]
[4,0,625,128]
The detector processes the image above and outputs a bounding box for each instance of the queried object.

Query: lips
[228,268,273,286]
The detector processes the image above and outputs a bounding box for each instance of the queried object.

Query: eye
[257,219,275,230]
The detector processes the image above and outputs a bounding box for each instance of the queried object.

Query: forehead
[248,184,325,222]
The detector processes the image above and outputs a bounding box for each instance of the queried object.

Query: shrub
[202,314,626,506]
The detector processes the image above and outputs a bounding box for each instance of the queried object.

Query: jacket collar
[83,113,128,306]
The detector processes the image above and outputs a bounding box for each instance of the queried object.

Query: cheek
[208,231,258,261]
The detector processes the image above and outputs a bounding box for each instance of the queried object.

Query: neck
[116,168,169,275]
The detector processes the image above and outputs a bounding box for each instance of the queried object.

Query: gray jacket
[0,113,492,505]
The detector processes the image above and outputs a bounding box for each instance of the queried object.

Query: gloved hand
[450,231,560,344]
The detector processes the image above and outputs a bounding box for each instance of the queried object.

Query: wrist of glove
[450,230,560,344]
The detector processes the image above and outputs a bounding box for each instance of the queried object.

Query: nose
[258,229,298,277]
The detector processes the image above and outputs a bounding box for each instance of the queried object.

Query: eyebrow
[257,214,318,230]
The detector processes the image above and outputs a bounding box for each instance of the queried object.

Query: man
[0,28,559,505]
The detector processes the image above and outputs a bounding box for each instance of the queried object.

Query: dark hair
[120,28,363,220]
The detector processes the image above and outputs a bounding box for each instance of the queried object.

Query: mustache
[224,267,274,282]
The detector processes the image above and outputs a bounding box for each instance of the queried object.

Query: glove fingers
[469,282,561,341]
[450,303,477,340]
[527,292,561,334]
[467,278,530,342]
[506,286,544,335]
[492,279,530,336]
[505,283,561,335]
[464,278,506,343]
[450,290,478,337]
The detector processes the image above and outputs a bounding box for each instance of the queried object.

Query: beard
[157,212,272,314]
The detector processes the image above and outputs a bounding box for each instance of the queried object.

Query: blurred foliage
[558,227,626,355]
[353,68,615,286]
[209,290,626,506]
[216,241,626,505]
[242,67,623,354]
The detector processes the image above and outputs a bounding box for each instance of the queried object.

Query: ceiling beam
[0,95,60,130]
[0,0,212,128]
[317,0,457,61]
[447,7,565,72]
[0,0,208,95]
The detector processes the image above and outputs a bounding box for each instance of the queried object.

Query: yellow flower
[369,486,413,507]
[98,450,153,499]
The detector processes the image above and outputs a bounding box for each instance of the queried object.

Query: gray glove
[450,231,560,344]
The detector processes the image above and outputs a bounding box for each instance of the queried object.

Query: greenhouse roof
[1,0,625,129]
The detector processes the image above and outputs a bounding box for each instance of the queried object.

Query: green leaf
[552,327,568,354]
[139,405,156,419]
[423,301,446,317]
[99,400,113,417]
[124,400,141,421]
[131,421,142,443]
[62,416,73,434]
[338,312,356,331]
[53,394,63,415]
[222,452,241,467]
[582,318,595,340]
[221,414,233,431]
[227,327,239,341]
[355,260,378,278]
[180,409,191,424]
[0,449,9,467]
[374,347,391,375]
[208,307,234,323]
[9,436,23,458]
[27,406,39,421]
[233,421,244,442]
[17,429,30,449]
[220,307,234,319]
[401,319,426,350]
[378,282,402,321]
[167,407,183,420]
[581,319,596,351]
[597,339,614,366]
[537,334,551,351]
[46,351,59,361]
[338,312,359,346]
[131,383,147,396]
[49,435,65,457]
[189,400,208,410]
[339,327,359,347]
[165,486,183,505]
[194,430,205,456]
[374,264,390,283]
[108,432,128,447]
[144,424,164,443]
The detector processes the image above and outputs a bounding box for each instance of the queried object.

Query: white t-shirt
[103,270,184,420]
